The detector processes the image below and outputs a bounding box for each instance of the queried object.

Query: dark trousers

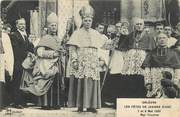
[0,82,5,109]
[101,73,146,106]
[5,72,13,106]
[12,69,26,106]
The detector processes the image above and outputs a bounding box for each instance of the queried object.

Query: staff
[101,34,120,91]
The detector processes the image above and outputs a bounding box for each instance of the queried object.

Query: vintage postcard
[0,0,180,117]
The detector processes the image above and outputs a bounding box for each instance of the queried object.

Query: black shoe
[103,102,114,108]
[41,106,51,110]
[14,105,24,109]
[113,105,116,109]
[77,107,83,112]
[87,108,97,113]
[0,107,4,112]
[10,103,15,107]
[52,106,61,110]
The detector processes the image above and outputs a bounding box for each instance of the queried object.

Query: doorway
[90,0,121,27]
[1,0,38,33]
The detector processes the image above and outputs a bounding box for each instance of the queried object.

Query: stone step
[0,107,116,117]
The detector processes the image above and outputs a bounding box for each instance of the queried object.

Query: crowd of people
[0,5,180,113]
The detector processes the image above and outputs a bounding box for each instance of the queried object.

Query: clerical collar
[18,29,27,36]
[49,32,57,36]
[156,46,168,56]
[158,45,167,48]
[136,30,142,33]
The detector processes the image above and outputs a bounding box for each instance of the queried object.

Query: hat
[47,12,58,24]
[79,5,94,19]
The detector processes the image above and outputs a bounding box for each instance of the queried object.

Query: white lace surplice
[78,48,100,80]
[66,28,105,80]
[122,49,147,75]
[67,47,100,80]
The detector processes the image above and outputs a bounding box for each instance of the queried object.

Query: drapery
[30,10,40,37]
[121,0,166,22]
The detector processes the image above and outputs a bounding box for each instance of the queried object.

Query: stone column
[120,0,142,32]
[39,0,58,37]
[121,0,142,20]
[121,0,166,31]
[58,0,89,39]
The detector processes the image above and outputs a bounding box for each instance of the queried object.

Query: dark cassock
[102,33,129,106]
[172,23,180,88]
[172,22,180,45]
[20,13,64,109]
[10,18,34,108]
[142,33,180,98]
[121,18,156,98]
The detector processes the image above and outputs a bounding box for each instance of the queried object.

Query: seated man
[142,33,180,97]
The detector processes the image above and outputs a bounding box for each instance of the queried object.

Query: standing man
[155,23,164,34]
[164,25,177,48]
[95,23,110,70]
[10,18,34,108]
[67,5,103,112]
[142,33,180,97]
[20,13,65,109]
[172,22,180,95]
[103,21,129,108]
[153,23,164,43]
[173,22,180,40]
[106,25,116,40]
[95,23,105,34]
[115,21,121,35]
[122,18,156,98]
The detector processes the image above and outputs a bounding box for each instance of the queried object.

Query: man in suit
[10,18,34,108]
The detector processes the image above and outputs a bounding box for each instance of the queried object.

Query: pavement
[0,107,116,117]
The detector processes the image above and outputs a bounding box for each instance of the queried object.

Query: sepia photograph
[0,0,180,117]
